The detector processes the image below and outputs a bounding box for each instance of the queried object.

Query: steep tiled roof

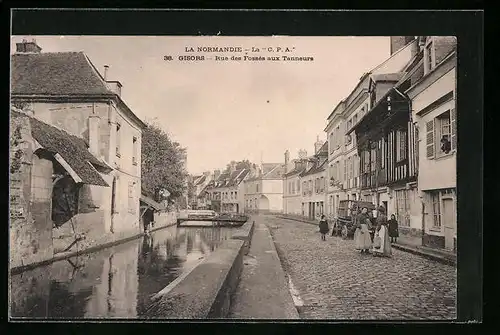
[12,110,109,186]
[213,172,230,187]
[300,157,327,177]
[261,163,280,174]
[195,175,207,186]
[227,169,249,187]
[262,164,285,180]
[11,52,114,96]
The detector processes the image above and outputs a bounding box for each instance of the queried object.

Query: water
[9,223,234,319]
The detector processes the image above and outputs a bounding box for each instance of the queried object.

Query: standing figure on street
[388,214,399,243]
[319,215,329,241]
[354,207,372,253]
[373,206,392,257]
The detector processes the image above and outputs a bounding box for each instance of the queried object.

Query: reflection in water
[10,224,233,318]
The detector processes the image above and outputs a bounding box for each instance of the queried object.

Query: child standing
[319,215,329,241]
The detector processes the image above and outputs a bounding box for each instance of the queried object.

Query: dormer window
[425,38,435,74]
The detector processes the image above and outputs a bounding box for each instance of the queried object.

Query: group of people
[317,206,400,258]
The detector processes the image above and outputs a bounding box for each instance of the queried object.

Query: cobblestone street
[265,216,457,320]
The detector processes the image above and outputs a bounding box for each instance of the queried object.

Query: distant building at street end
[206,164,250,214]
[245,163,285,214]
[188,171,213,209]
[10,39,147,265]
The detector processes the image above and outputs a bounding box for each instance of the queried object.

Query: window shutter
[426,120,435,159]
[451,108,457,151]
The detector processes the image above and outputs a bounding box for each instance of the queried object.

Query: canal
[10,223,234,319]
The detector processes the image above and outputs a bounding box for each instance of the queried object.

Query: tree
[224,159,253,172]
[141,121,188,202]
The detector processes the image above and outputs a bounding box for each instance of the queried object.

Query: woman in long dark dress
[319,215,329,241]
[388,214,399,243]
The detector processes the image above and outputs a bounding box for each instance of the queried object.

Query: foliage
[9,124,23,174]
[187,177,196,202]
[141,121,188,202]
[224,159,253,172]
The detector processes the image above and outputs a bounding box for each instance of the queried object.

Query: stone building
[406,36,457,252]
[299,140,328,220]
[10,40,147,263]
[325,36,419,218]
[244,163,285,213]
[10,108,111,268]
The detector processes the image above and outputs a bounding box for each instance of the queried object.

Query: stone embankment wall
[11,210,178,273]
[145,219,255,319]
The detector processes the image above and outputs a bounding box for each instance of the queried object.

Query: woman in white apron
[373,206,392,257]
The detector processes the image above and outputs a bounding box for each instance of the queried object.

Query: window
[235,191,237,198]
[336,126,340,148]
[345,120,352,145]
[437,111,452,156]
[132,136,138,165]
[256,184,259,192]
[116,123,121,157]
[396,130,408,162]
[395,189,410,226]
[349,157,354,180]
[297,180,300,193]
[425,40,435,73]
[329,196,333,215]
[128,182,135,214]
[353,114,358,125]
[320,177,324,192]
[343,159,347,182]
[111,177,118,214]
[427,109,456,160]
[308,180,312,195]
[303,181,307,196]
[329,132,334,153]
[431,191,441,228]
[370,148,377,172]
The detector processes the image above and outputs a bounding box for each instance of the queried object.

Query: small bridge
[177,210,248,227]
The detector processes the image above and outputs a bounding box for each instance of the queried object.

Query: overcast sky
[11,36,390,175]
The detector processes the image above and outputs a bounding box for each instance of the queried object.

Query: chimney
[16,39,42,53]
[214,169,221,180]
[298,149,308,159]
[203,171,210,177]
[314,135,325,154]
[88,103,101,157]
[390,36,415,55]
[104,65,109,80]
[284,150,290,173]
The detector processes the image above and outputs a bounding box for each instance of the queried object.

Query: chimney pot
[104,65,109,80]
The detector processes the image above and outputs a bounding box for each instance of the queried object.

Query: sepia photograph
[8,9,480,322]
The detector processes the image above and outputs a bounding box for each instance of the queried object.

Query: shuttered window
[426,120,435,159]
[451,108,457,151]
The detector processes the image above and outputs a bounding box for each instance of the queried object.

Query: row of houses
[282,36,457,254]
[188,162,286,214]
[9,40,170,269]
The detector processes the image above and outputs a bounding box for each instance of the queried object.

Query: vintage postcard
[9,32,461,321]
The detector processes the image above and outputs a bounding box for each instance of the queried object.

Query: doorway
[443,197,455,251]
[382,201,388,213]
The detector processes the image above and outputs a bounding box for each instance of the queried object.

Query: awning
[140,195,164,211]
[12,110,109,187]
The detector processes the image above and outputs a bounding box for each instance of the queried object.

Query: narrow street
[264,216,457,320]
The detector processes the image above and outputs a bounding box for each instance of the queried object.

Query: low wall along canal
[9,220,254,319]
